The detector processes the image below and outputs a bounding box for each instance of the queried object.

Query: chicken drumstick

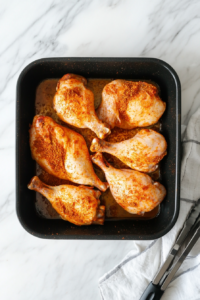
[28,176,105,226]
[90,129,167,173]
[53,74,111,139]
[97,80,166,129]
[91,152,166,215]
[30,115,108,191]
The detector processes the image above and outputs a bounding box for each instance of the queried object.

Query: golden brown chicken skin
[53,74,111,139]
[29,115,108,191]
[97,80,166,129]
[91,152,166,215]
[90,129,167,173]
[28,176,105,226]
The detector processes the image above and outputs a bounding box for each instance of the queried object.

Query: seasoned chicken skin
[90,129,167,173]
[91,153,166,215]
[29,115,108,191]
[53,74,111,139]
[96,80,166,129]
[28,176,105,226]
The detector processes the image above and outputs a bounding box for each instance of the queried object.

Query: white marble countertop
[1,1,200,299]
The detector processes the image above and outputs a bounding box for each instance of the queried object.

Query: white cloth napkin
[99,108,200,300]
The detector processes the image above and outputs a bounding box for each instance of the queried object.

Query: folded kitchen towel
[99,107,200,300]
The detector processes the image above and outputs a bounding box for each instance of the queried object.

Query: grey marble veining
[1,1,200,299]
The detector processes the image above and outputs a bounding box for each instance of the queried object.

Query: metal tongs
[140,199,200,300]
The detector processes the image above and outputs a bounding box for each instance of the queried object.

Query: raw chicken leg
[97,80,166,129]
[53,74,111,139]
[90,129,167,173]
[28,176,105,225]
[30,115,108,191]
[91,153,166,214]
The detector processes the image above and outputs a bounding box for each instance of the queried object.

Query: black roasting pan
[16,57,181,240]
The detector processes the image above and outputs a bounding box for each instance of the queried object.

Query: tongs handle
[139,282,164,300]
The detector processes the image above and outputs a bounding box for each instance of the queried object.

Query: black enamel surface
[16,57,181,240]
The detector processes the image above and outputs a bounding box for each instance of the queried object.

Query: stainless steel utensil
[140,199,200,300]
